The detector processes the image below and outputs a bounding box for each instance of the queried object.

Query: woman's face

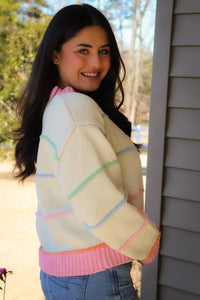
[52,26,111,92]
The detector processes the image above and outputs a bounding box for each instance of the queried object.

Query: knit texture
[35,88,160,276]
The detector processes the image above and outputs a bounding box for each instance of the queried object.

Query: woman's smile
[82,72,99,77]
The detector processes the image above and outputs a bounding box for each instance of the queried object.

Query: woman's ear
[52,51,60,65]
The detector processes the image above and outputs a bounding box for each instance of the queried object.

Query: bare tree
[123,0,150,124]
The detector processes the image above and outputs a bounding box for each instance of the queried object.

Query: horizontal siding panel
[163,167,200,202]
[169,78,200,109]
[162,197,200,232]
[165,138,200,171]
[160,226,200,263]
[170,47,200,77]
[174,0,200,13]
[158,285,200,300]
[167,108,200,140]
[159,256,200,295]
[172,14,200,45]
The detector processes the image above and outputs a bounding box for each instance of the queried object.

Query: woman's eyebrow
[75,43,110,48]
[100,44,110,48]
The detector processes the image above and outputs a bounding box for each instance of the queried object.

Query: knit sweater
[35,88,160,277]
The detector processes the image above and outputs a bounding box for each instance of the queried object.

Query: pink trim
[128,188,144,201]
[63,98,77,125]
[58,100,78,159]
[36,210,73,221]
[36,212,43,217]
[50,86,74,100]
[39,243,132,277]
[118,210,148,251]
[59,126,76,158]
[49,85,77,160]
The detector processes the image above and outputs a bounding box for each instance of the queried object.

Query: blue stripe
[35,173,55,178]
[116,146,134,157]
[84,194,126,229]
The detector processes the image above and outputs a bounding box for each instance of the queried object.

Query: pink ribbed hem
[39,243,132,276]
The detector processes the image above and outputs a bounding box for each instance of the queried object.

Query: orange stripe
[141,228,161,263]
[39,243,108,256]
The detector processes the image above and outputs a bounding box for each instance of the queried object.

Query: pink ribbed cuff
[39,243,132,277]
[140,228,161,264]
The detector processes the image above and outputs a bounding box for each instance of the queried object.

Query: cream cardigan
[35,90,160,276]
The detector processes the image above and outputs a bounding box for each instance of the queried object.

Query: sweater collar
[50,86,74,100]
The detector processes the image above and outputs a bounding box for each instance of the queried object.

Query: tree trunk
[123,0,138,122]
[124,0,150,125]
[129,5,143,124]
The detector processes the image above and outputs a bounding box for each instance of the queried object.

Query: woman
[14,4,160,300]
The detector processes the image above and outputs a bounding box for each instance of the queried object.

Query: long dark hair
[14,4,131,181]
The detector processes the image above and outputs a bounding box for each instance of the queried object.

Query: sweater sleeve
[58,124,160,261]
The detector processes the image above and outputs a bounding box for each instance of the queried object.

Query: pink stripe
[118,210,148,251]
[36,210,73,221]
[60,126,76,158]
[49,85,77,160]
[36,212,43,217]
[57,99,78,159]
[128,188,144,201]
[39,243,132,277]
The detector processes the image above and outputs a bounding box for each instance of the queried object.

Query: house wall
[141,0,200,299]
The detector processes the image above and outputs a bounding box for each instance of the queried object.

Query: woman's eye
[99,49,110,55]
[79,49,88,54]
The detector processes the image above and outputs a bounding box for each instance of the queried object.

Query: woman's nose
[88,53,101,68]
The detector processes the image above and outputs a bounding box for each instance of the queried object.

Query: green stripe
[40,135,60,161]
[101,113,108,137]
[68,159,118,200]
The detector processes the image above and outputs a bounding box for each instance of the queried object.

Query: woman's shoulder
[41,92,106,154]
[48,91,105,129]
